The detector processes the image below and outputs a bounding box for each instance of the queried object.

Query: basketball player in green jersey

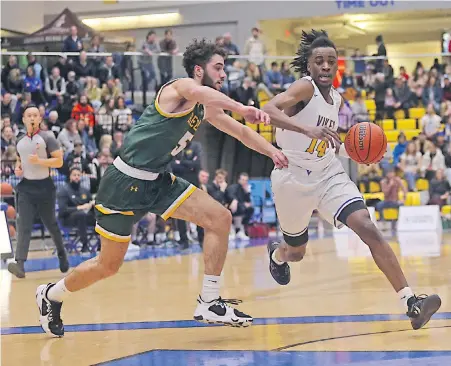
[36,39,288,336]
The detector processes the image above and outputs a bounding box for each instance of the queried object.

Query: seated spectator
[54,55,70,81]
[131,213,157,245]
[414,132,428,155]
[264,62,283,94]
[6,68,23,98]
[45,67,66,104]
[77,117,97,160]
[379,143,393,176]
[66,71,81,103]
[393,77,413,118]
[74,51,93,85]
[1,145,17,177]
[92,148,113,182]
[337,91,355,133]
[422,76,443,113]
[1,125,16,152]
[110,130,124,158]
[420,103,442,140]
[96,97,116,135]
[428,169,450,207]
[226,61,245,96]
[207,169,228,206]
[71,94,95,128]
[226,172,254,240]
[351,91,369,122]
[358,163,382,193]
[398,142,422,191]
[373,73,386,120]
[341,70,355,89]
[113,96,133,132]
[1,93,15,118]
[46,110,62,137]
[23,66,46,106]
[399,66,409,82]
[245,62,262,86]
[15,93,33,126]
[101,79,121,102]
[38,104,47,120]
[443,75,451,102]
[85,77,102,111]
[235,77,257,107]
[281,62,295,89]
[393,132,408,167]
[363,64,376,90]
[384,88,396,119]
[63,140,91,177]
[434,133,448,155]
[376,167,407,218]
[1,56,20,92]
[409,65,428,91]
[57,167,95,252]
[52,94,73,125]
[57,119,81,156]
[422,142,446,180]
[98,56,121,87]
[223,32,239,66]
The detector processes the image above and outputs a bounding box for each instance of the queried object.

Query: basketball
[6,205,16,219]
[344,122,387,165]
[8,224,16,238]
[1,182,13,196]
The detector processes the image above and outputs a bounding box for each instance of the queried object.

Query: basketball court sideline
[1,230,450,366]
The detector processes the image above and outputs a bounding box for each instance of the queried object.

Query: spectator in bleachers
[383,59,394,86]
[215,36,224,47]
[52,95,72,125]
[443,75,451,102]
[226,61,245,97]
[428,169,450,207]
[414,132,428,155]
[393,76,413,118]
[71,94,95,128]
[374,35,387,72]
[140,30,160,92]
[62,26,83,53]
[244,27,267,70]
[98,56,121,87]
[57,119,81,155]
[58,167,95,253]
[207,169,229,206]
[1,115,13,130]
[374,73,386,120]
[74,51,93,85]
[38,105,47,120]
[265,62,283,95]
[113,96,133,132]
[158,29,178,85]
[352,48,366,75]
[399,66,410,82]
[227,172,254,240]
[24,66,46,106]
[16,93,33,125]
[235,77,257,107]
[434,134,448,155]
[223,32,240,66]
[443,101,451,127]
[63,140,90,176]
[45,67,66,104]
[54,55,70,81]
[351,91,369,122]
[85,77,102,110]
[337,90,355,133]
[110,130,124,158]
[96,97,115,135]
[422,142,446,181]
[422,76,443,113]
[1,125,16,151]
[398,142,422,191]
[1,56,20,89]
[280,62,295,89]
[384,88,396,119]
[363,64,376,90]
[131,213,157,246]
[421,103,442,139]
[101,79,121,103]
[27,53,45,84]
[66,71,81,103]
[358,163,382,193]
[93,148,113,181]
[376,167,407,217]
[246,62,262,86]
[6,69,23,98]
[1,93,15,118]
[77,117,97,159]
[393,132,407,167]
[1,145,17,177]
[88,35,106,76]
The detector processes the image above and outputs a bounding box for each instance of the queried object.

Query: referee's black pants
[15,177,65,262]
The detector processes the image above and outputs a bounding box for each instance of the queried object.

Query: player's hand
[304,126,341,149]
[29,154,41,165]
[241,106,270,125]
[271,149,289,169]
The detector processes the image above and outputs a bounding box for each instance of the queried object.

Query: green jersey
[120,80,205,173]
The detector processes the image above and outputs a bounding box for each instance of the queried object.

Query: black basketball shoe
[36,284,64,337]
[193,296,253,327]
[406,294,442,330]
[267,241,290,285]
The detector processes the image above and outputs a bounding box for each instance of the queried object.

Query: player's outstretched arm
[206,107,288,169]
[263,79,341,148]
[173,78,269,124]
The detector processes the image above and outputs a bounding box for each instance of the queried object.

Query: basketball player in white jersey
[262,30,441,330]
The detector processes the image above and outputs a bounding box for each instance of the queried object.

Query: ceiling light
[343,22,367,35]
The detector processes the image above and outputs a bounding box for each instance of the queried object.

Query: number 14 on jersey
[305,139,327,157]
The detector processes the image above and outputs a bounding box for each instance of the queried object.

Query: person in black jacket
[226,172,254,240]
[171,140,202,248]
[207,169,228,206]
[57,167,95,252]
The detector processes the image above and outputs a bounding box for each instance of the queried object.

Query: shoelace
[216,297,243,307]
[407,294,428,317]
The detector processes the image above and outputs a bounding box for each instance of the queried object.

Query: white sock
[47,279,71,303]
[147,233,154,242]
[272,248,285,265]
[201,274,220,302]
[398,287,414,309]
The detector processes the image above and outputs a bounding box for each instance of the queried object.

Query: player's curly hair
[291,29,336,76]
[183,39,227,78]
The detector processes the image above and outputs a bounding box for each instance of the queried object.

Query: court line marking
[272,325,451,351]
[2,312,450,335]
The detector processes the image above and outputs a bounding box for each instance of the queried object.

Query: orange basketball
[344,122,387,164]
[6,205,16,219]
[8,224,16,238]
[1,182,13,196]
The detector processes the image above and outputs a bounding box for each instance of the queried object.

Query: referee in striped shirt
[7,104,69,278]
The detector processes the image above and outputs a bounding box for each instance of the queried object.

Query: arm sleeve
[42,132,61,155]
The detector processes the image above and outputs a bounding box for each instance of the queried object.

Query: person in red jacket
[71,94,95,128]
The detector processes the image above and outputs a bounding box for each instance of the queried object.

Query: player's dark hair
[183,38,227,78]
[23,103,38,112]
[292,29,336,75]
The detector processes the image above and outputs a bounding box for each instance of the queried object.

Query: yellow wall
[366,41,441,75]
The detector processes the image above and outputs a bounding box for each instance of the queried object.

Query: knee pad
[283,229,309,247]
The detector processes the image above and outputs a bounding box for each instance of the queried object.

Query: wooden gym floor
[1,230,450,366]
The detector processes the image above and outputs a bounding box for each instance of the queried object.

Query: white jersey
[276,76,342,171]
